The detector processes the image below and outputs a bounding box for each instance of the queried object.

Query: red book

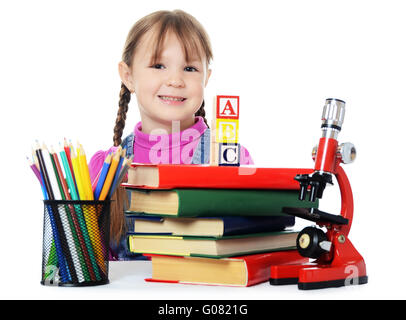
[122,163,313,190]
[144,251,308,287]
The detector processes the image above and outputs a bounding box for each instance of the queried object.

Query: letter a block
[219,143,240,166]
[216,96,239,119]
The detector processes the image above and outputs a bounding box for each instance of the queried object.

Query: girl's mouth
[158,95,187,105]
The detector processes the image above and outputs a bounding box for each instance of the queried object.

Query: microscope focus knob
[312,145,318,161]
[338,142,356,164]
[296,226,330,259]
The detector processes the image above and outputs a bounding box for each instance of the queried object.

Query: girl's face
[120,29,211,132]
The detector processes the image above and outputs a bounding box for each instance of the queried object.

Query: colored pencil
[77,143,107,274]
[28,156,43,186]
[109,155,132,197]
[92,168,102,193]
[108,148,126,199]
[52,148,91,280]
[35,143,72,283]
[59,144,79,200]
[41,143,62,200]
[36,142,55,200]
[43,143,79,283]
[50,148,70,200]
[49,147,64,199]
[94,153,112,200]
[50,147,87,282]
[28,154,58,277]
[28,156,49,206]
[59,146,99,281]
[78,143,94,200]
[32,148,40,171]
[71,147,86,200]
[64,138,76,187]
[98,147,121,201]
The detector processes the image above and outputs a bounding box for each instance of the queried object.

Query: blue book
[125,213,295,237]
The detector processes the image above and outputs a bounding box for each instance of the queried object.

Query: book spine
[222,216,295,236]
[131,165,314,190]
[176,189,318,217]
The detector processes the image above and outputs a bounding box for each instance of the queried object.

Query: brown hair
[110,10,213,245]
[113,9,213,147]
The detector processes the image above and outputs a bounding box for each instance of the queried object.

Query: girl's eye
[152,64,165,69]
[184,66,198,72]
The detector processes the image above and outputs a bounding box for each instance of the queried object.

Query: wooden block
[216,119,239,143]
[210,95,239,165]
[216,96,239,119]
[210,96,219,166]
[219,143,240,166]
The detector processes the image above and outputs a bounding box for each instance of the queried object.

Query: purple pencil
[27,156,47,199]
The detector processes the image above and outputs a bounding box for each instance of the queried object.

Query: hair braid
[195,100,210,128]
[113,83,132,146]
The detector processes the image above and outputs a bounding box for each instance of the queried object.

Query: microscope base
[269,235,368,290]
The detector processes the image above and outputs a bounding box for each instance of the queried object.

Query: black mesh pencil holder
[41,200,111,287]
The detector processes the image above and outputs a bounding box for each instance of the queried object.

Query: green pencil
[59,146,101,281]
[50,146,88,282]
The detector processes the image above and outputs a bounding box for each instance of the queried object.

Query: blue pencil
[35,144,72,283]
[94,153,112,200]
[108,149,126,199]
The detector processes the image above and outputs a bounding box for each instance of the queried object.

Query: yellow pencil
[78,143,94,200]
[71,146,86,200]
[98,147,121,201]
[75,143,106,275]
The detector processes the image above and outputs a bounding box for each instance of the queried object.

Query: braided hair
[113,84,132,147]
[195,100,210,128]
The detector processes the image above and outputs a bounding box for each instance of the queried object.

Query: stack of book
[123,164,318,287]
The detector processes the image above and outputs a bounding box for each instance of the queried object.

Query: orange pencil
[98,147,121,201]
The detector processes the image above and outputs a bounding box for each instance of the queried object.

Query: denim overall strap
[121,132,135,158]
[121,129,210,164]
[191,128,211,164]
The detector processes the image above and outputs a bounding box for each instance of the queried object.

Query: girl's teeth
[160,96,184,101]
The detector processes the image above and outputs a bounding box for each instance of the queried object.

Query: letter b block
[216,119,239,143]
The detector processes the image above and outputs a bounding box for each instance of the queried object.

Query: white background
[1,0,405,299]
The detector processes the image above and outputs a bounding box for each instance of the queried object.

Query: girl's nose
[166,70,185,88]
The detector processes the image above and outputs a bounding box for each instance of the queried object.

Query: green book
[127,231,299,258]
[126,188,318,217]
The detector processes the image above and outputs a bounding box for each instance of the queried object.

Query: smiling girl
[89,10,253,260]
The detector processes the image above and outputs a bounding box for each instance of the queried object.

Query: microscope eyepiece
[322,98,345,132]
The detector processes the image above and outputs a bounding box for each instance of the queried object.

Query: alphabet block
[219,143,240,166]
[210,95,240,166]
[210,96,219,165]
[216,96,239,119]
[216,119,239,143]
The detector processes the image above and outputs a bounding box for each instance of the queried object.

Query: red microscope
[270,98,368,290]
